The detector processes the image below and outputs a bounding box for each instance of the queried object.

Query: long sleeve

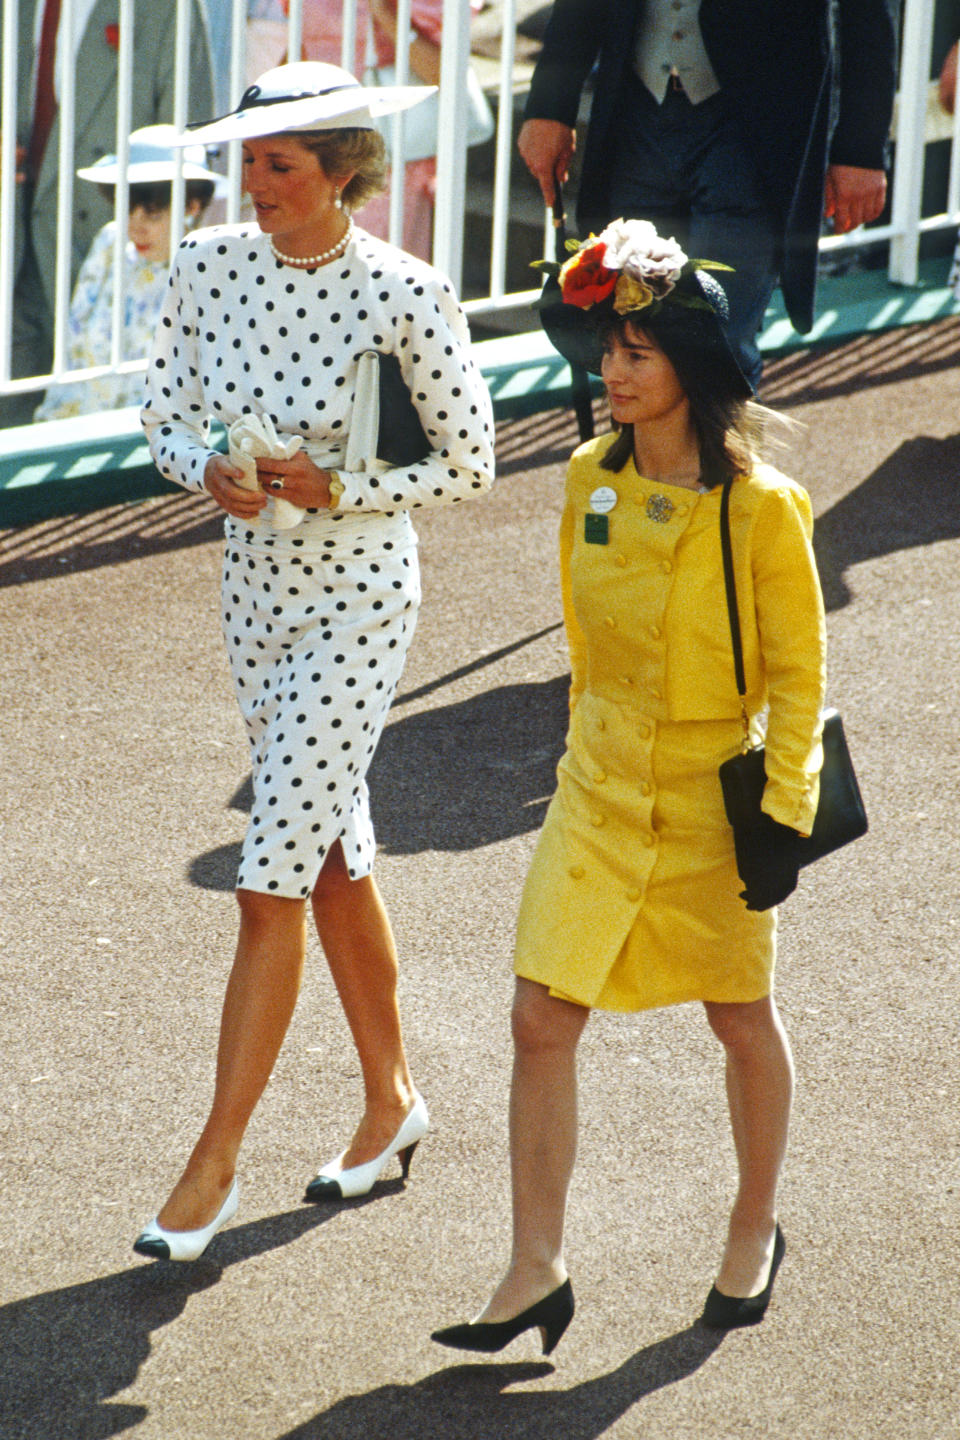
[750,484,827,835]
[523,0,605,128]
[830,0,899,170]
[558,481,588,709]
[330,272,494,514]
[141,252,219,494]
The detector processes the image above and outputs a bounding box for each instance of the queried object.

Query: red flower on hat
[558,239,618,309]
[104,22,120,48]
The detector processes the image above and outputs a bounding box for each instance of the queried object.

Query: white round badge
[589,485,618,514]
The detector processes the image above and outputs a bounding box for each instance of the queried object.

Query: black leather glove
[732,811,801,912]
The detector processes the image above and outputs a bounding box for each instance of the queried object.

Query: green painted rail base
[3,257,958,528]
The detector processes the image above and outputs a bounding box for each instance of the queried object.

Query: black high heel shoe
[431,1278,574,1356]
[701,1224,785,1330]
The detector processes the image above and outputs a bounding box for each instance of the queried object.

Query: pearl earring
[334,189,343,210]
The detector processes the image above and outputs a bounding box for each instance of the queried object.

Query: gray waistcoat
[633,0,721,104]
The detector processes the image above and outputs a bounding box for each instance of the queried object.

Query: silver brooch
[646,494,675,523]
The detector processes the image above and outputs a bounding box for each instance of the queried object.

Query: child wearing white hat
[35,126,222,421]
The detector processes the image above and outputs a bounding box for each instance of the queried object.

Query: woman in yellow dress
[432,220,826,1350]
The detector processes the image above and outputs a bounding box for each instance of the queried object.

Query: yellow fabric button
[590,813,605,827]
[638,723,651,739]
[568,864,585,879]
[677,503,690,516]
[660,559,672,574]
[620,675,635,687]
[604,615,616,629]
[596,717,606,731]
[641,781,651,796]
[641,833,655,848]
[614,553,627,568]
[594,770,607,784]
[649,685,662,700]
[626,888,641,902]
[649,624,661,640]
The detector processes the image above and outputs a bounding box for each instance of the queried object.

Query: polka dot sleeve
[140,249,220,495]
[331,272,495,514]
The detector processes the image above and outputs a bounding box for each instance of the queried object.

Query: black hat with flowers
[535,219,754,399]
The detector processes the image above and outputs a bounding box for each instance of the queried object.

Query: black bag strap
[720,477,753,747]
[719,477,745,696]
[551,180,595,442]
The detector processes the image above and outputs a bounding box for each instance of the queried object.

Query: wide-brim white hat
[76,124,225,190]
[177,62,435,147]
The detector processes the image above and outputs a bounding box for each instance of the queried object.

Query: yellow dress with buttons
[514,435,827,1012]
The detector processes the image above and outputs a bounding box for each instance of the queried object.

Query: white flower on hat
[596,219,688,298]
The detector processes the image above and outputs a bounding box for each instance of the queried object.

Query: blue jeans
[604,78,778,389]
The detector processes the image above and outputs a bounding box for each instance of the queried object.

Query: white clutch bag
[227,413,304,530]
[344,351,385,474]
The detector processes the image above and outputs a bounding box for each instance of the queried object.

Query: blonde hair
[292,129,387,211]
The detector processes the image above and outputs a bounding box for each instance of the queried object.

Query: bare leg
[479,978,590,1323]
[156,890,307,1231]
[704,994,794,1297]
[311,841,416,1167]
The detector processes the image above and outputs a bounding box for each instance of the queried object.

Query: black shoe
[701,1224,785,1330]
[431,1278,575,1356]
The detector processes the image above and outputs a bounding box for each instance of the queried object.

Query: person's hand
[255,450,333,509]
[823,164,887,234]
[732,811,801,912]
[204,453,267,520]
[518,119,576,210]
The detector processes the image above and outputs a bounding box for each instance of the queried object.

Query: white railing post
[889,0,935,285]
[167,0,192,262]
[52,0,78,374]
[487,0,517,303]
[226,0,248,222]
[286,0,304,66]
[386,0,413,246]
[110,0,134,367]
[340,0,358,71]
[0,0,20,386]
[431,0,470,290]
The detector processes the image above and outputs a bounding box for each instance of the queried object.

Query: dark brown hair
[97,179,216,213]
[292,128,387,211]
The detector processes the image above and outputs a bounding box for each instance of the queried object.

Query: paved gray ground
[2,320,960,1440]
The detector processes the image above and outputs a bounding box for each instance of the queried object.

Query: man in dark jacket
[519,0,899,385]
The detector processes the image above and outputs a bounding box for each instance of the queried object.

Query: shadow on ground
[189,674,570,889]
[0,1194,409,1440]
[276,1325,724,1440]
[814,434,960,610]
[761,316,960,408]
[0,492,221,587]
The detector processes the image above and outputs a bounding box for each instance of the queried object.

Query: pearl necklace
[269,218,353,269]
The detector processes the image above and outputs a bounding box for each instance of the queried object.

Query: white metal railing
[0,0,956,412]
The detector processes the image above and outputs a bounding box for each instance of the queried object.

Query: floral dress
[35,222,169,421]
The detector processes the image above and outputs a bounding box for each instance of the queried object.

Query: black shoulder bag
[717,478,868,869]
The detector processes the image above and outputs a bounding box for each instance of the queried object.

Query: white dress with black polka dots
[142,223,495,897]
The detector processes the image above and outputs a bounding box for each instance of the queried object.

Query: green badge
[585,513,609,545]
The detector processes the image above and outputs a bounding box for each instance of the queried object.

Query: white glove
[227,414,305,530]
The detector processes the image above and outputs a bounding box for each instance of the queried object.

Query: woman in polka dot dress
[133,63,494,1262]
